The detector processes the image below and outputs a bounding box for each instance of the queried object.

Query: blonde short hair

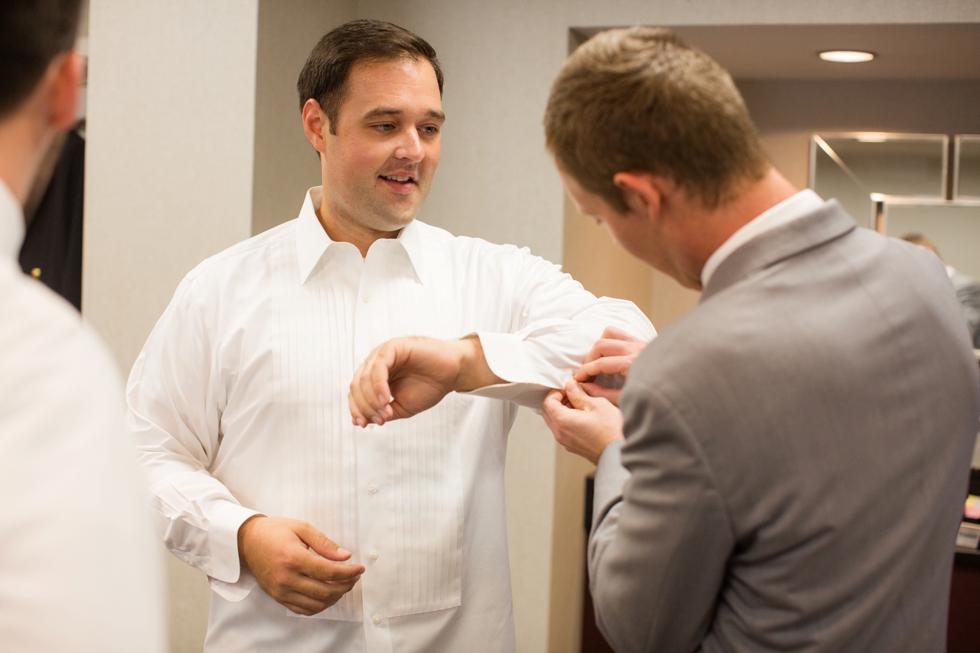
[545,27,769,211]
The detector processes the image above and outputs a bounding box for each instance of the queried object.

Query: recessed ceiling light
[819,50,875,63]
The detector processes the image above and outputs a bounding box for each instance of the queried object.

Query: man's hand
[573,326,648,406]
[542,380,624,465]
[238,516,365,616]
[348,335,503,428]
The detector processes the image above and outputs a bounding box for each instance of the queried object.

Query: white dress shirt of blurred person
[127,18,654,653]
[0,1,166,651]
[901,233,980,349]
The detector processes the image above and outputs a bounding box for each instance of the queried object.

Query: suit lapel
[701,200,857,302]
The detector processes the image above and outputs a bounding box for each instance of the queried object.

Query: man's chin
[366,210,418,234]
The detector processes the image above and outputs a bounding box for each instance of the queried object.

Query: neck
[669,168,797,289]
[316,203,401,258]
[0,109,51,206]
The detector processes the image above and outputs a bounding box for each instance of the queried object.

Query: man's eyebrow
[362,107,446,122]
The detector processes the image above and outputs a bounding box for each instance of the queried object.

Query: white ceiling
[572,24,980,80]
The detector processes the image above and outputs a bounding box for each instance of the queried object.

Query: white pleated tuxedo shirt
[0,181,166,652]
[128,187,654,653]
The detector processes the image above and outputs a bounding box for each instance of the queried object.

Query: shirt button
[372,614,382,625]
[30,267,41,278]
[368,483,378,495]
[362,294,370,303]
[370,550,379,561]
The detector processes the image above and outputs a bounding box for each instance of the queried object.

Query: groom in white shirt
[128,18,653,653]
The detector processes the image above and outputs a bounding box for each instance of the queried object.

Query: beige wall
[252,0,355,235]
[85,1,980,652]
[85,0,259,370]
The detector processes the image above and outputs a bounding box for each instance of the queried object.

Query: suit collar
[700,200,856,302]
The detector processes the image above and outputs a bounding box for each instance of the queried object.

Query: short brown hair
[0,0,82,118]
[297,19,443,135]
[545,27,768,212]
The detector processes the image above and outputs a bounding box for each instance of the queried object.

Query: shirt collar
[295,187,425,285]
[395,218,425,283]
[0,178,25,261]
[295,188,333,284]
[700,189,825,288]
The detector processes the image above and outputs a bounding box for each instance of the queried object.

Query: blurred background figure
[902,233,980,349]
[0,1,166,651]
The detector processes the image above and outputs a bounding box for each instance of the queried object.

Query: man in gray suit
[540,27,980,653]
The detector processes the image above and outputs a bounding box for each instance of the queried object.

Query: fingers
[357,351,389,424]
[574,356,633,381]
[294,525,364,582]
[299,554,365,584]
[563,380,594,410]
[581,382,622,405]
[297,523,350,561]
[541,389,566,427]
[282,577,360,615]
[581,327,644,363]
[348,391,368,428]
[577,328,648,384]
[544,384,624,464]
[349,345,395,427]
[601,325,641,342]
[242,518,365,615]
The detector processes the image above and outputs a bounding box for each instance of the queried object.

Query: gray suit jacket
[590,201,980,653]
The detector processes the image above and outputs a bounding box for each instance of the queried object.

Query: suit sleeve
[470,245,656,408]
[589,383,735,653]
[126,275,260,598]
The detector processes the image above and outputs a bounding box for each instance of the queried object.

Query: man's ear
[612,171,662,223]
[301,99,330,154]
[47,51,83,130]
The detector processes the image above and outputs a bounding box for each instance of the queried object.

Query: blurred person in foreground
[128,18,652,653]
[0,0,165,651]
[901,233,980,349]
[535,27,980,653]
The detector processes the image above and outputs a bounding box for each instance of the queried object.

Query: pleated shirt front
[127,187,655,653]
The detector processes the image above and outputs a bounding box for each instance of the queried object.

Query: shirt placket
[353,242,395,653]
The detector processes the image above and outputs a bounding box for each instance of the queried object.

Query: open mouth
[379,174,417,192]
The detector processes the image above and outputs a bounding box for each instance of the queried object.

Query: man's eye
[420,125,440,136]
[374,123,395,132]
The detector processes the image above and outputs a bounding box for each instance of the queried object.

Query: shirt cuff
[209,570,258,603]
[208,502,262,584]
[475,331,537,385]
[592,439,630,535]
[467,331,566,409]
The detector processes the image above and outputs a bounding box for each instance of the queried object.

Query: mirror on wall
[873,197,980,280]
[955,135,980,200]
[809,133,948,228]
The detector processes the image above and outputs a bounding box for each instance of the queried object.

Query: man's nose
[393,128,424,162]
